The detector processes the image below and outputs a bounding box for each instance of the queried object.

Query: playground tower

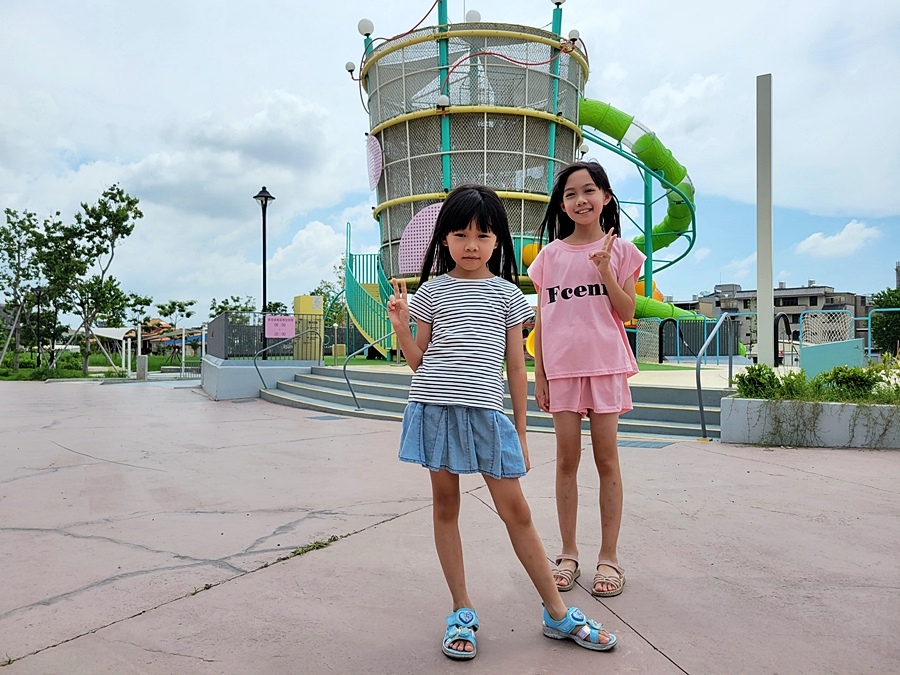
[353,1,586,285]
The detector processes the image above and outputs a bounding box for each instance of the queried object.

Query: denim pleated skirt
[399,402,527,480]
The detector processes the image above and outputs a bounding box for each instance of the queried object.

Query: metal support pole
[642,169,653,295]
[756,74,774,366]
[438,0,452,191]
[547,3,564,192]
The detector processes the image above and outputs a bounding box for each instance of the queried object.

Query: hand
[519,433,531,473]
[588,230,616,279]
[534,374,550,412]
[386,278,410,332]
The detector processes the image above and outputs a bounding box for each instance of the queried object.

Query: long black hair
[537,161,622,243]
[418,184,519,285]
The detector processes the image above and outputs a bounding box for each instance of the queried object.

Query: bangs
[444,209,496,235]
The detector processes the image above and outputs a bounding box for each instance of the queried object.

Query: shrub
[733,364,780,399]
[734,362,900,405]
[813,365,883,400]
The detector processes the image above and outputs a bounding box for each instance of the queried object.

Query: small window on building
[783,297,799,306]
[809,296,818,306]
[743,299,751,309]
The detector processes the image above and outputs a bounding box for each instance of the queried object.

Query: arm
[386,279,432,372]
[505,323,531,471]
[590,233,637,322]
[532,295,550,412]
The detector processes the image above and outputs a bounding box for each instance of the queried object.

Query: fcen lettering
[546,283,607,303]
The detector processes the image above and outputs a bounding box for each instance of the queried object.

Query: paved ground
[1,378,899,674]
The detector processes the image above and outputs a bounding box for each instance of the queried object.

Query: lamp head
[254,186,275,207]
[357,18,374,37]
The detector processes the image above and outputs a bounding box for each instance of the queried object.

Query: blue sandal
[542,606,616,651]
[442,608,479,660]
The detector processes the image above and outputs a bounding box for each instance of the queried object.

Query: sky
[2,0,898,327]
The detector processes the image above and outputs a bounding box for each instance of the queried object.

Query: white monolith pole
[756,74,774,366]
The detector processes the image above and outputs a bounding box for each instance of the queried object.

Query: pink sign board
[265,315,296,339]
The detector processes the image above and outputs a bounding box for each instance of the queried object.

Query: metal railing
[343,331,396,410]
[252,329,323,389]
[773,312,797,367]
[207,312,323,360]
[867,308,900,357]
[697,313,737,439]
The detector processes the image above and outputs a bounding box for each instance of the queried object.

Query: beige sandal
[552,554,581,592]
[591,559,625,597]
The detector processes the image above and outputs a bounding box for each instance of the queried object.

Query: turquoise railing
[344,224,391,356]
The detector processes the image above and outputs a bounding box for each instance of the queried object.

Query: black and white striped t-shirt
[408,274,534,411]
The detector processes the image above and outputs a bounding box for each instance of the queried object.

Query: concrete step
[306,366,728,408]
[290,373,719,426]
[259,386,716,441]
[264,367,722,439]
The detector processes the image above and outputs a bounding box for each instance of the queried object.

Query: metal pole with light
[35,286,44,368]
[253,186,275,359]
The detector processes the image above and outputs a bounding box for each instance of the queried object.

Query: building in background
[683,281,873,351]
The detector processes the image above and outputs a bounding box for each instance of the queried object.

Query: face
[442,220,498,278]
[560,168,611,227]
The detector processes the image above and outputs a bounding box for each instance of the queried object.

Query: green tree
[871,287,900,357]
[126,293,155,330]
[63,186,143,373]
[0,209,41,370]
[308,258,348,326]
[264,301,288,314]
[210,295,256,318]
[156,299,197,328]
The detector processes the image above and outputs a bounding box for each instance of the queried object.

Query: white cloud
[722,252,757,281]
[795,220,881,257]
[693,247,711,262]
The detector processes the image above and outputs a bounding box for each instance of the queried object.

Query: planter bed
[721,397,900,449]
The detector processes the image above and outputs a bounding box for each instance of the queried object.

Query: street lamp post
[253,186,275,359]
[34,286,44,368]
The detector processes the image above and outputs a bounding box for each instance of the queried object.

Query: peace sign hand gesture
[588,230,617,279]
[387,278,411,332]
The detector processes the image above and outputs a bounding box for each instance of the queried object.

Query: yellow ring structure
[373,190,549,220]
[361,29,589,85]
[370,105,583,138]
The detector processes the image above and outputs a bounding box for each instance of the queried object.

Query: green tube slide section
[579,98,699,321]
[635,294,697,320]
[579,99,634,141]
[579,98,694,255]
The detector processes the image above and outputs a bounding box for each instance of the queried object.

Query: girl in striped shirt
[388,184,616,660]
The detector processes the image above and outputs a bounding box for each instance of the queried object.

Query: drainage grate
[309,415,347,421]
[617,440,675,449]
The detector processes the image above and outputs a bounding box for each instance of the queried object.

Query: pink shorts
[548,374,633,417]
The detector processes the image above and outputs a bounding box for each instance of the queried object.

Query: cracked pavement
[1,379,898,674]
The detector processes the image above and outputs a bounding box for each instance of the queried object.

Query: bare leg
[482,474,612,645]
[430,469,474,653]
[552,411,584,587]
[587,411,623,593]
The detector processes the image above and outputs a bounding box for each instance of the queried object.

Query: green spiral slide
[579,98,698,321]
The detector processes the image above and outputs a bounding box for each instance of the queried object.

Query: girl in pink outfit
[528,161,646,598]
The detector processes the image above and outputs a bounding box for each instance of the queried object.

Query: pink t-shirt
[528,237,646,380]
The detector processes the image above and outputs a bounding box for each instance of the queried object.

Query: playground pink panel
[398,203,443,275]
[366,135,383,191]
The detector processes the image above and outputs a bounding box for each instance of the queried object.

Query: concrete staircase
[260,366,728,440]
